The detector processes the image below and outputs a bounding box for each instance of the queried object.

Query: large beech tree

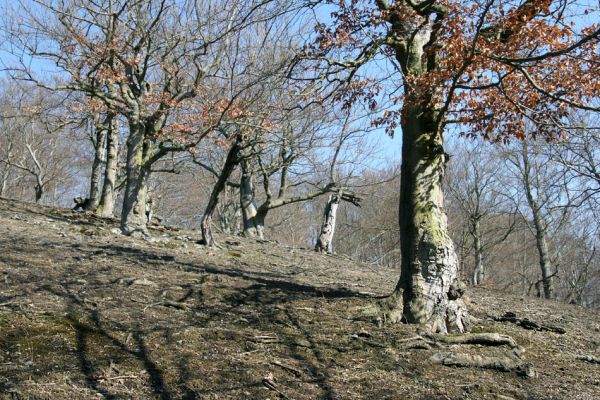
[303,0,599,332]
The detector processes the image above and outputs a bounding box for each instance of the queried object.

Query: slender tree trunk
[240,158,263,239]
[521,144,555,299]
[315,192,341,254]
[0,143,12,197]
[201,140,240,246]
[472,218,484,286]
[393,103,468,334]
[98,114,119,217]
[0,168,8,197]
[120,121,150,236]
[86,114,108,211]
[533,221,555,299]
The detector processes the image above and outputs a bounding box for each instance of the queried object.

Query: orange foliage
[313,0,599,142]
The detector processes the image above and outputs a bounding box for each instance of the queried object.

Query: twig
[143,302,163,312]
[106,375,138,381]
[576,355,600,365]
[271,360,302,377]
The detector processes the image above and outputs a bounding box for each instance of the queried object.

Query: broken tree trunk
[315,192,341,254]
[315,191,362,254]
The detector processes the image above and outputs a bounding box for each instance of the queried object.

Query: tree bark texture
[120,121,150,236]
[394,103,468,334]
[315,192,341,254]
[240,158,264,239]
[383,14,469,332]
[98,114,119,217]
[86,114,108,211]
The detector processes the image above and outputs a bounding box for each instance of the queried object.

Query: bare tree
[445,140,517,286]
[2,0,289,236]
[0,84,76,204]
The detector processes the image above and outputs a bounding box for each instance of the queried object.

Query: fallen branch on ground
[576,355,600,365]
[271,360,302,377]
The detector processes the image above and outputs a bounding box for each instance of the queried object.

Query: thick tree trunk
[34,181,43,203]
[98,114,119,217]
[201,140,240,246]
[120,122,150,237]
[86,115,108,211]
[240,159,264,239]
[393,104,469,334]
[315,192,341,254]
[472,218,485,286]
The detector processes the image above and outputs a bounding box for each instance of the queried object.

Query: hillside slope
[0,198,598,399]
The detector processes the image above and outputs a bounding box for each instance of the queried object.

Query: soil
[0,197,598,399]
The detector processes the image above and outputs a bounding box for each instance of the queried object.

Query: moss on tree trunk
[394,103,468,333]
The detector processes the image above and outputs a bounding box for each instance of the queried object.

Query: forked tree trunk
[98,114,118,217]
[201,140,240,246]
[240,159,264,239]
[315,192,341,254]
[120,122,150,237]
[393,104,469,334]
[86,114,108,211]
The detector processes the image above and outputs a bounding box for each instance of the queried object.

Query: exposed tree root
[431,352,517,371]
[424,332,520,349]
[492,312,566,334]
[430,352,536,377]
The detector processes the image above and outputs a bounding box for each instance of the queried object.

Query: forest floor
[0,197,598,400]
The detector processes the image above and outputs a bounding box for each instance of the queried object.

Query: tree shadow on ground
[17,239,381,399]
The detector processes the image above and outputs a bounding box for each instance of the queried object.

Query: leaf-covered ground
[0,198,598,399]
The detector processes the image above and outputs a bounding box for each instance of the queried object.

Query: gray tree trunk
[120,121,150,236]
[315,193,341,254]
[0,168,8,197]
[533,219,555,299]
[377,6,469,333]
[521,145,555,299]
[98,114,119,217]
[240,159,263,239]
[393,103,468,334]
[86,114,108,211]
[472,218,484,286]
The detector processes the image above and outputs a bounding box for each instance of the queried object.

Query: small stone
[131,278,158,287]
